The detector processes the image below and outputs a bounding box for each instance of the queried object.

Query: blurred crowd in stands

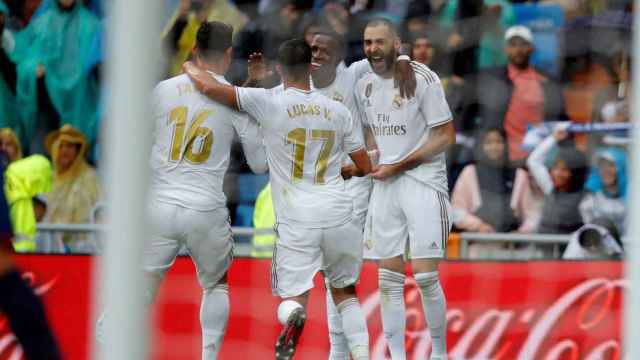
[0,0,632,256]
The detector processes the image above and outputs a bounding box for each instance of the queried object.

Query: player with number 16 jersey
[183,38,373,360]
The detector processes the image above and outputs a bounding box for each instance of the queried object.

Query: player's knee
[378,256,405,274]
[203,282,229,295]
[411,258,439,274]
[378,269,405,303]
[330,284,356,304]
[414,271,441,294]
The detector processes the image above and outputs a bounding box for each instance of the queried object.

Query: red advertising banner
[3,256,622,360]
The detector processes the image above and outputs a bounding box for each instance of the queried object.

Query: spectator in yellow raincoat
[45,124,100,252]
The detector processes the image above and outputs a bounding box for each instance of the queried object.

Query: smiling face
[363,24,399,77]
[310,34,340,80]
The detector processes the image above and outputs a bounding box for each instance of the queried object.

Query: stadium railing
[35,223,571,259]
[458,232,570,259]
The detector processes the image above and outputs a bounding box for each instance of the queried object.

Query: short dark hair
[313,30,346,60]
[277,38,311,80]
[196,21,233,59]
[365,18,399,37]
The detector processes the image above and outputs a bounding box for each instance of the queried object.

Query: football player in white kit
[249,31,417,359]
[183,38,374,360]
[310,32,374,360]
[145,22,267,359]
[308,31,418,360]
[354,19,455,360]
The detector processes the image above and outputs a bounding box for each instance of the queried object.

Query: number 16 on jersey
[168,106,215,164]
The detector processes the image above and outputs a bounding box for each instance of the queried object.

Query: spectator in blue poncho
[580,147,628,235]
[11,0,100,154]
[0,1,17,130]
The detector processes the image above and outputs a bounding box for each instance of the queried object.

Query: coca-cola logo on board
[362,277,623,360]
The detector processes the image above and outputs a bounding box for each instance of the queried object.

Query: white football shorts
[364,174,451,260]
[143,200,233,289]
[271,219,363,298]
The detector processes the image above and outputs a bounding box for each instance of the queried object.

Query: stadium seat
[513,4,564,76]
[237,174,269,204]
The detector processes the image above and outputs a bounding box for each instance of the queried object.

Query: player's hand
[552,122,570,142]
[341,164,356,180]
[183,61,217,93]
[370,164,398,180]
[394,59,416,99]
[247,52,273,83]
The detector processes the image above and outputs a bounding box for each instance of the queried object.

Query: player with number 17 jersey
[235,86,363,228]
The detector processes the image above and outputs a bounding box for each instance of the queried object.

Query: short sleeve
[342,108,365,154]
[352,83,368,127]
[347,59,372,81]
[230,111,252,137]
[151,83,165,119]
[419,80,453,128]
[235,87,270,126]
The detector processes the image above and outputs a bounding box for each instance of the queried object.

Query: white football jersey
[354,62,452,194]
[236,86,364,228]
[150,72,266,211]
[312,59,370,115]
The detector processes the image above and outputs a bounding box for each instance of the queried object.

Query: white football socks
[414,272,447,358]
[378,269,406,360]
[326,287,350,360]
[336,297,370,360]
[200,283,229,360]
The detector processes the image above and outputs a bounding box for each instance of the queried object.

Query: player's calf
[330,285,370,360]
[414,271,447,360]
[201,282,230,359]
[378,268,407,359]
[325,280,350,360]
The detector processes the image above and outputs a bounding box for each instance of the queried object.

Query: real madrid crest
[392,94,403,109]
[365,83,372,98]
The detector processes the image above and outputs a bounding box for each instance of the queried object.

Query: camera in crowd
[563,218,624,260]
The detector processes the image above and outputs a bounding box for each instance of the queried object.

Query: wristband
[397,55,411,62]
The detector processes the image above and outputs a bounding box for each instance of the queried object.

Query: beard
[367,48,396,75]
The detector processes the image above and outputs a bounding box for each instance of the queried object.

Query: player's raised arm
[183,61,239,110]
